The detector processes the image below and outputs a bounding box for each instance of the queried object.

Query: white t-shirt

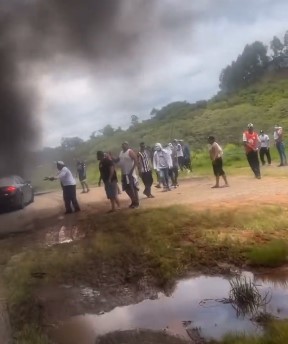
[259,134,270,148]
[119,149,137,178]
[57,166,76,186]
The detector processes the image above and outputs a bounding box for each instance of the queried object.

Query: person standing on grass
[76,160,90,193]
[138,142,154,198]
[113,142,139,209]
[208,136,229,188]
[274,125,287,166]
[243,123,261,179]
[153,143,172,191]
[97,151,120,213]
[259,130,271,166]
[45,161,80,214]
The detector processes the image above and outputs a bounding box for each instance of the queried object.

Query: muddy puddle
[56,269,288,343]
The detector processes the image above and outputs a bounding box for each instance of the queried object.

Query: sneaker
[155,184,161,189]
[130,204,139,209]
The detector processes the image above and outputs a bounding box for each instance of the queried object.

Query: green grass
[217,321,288,344]
[248,240,288,267]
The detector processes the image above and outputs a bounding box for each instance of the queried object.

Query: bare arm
[128,149,138,175]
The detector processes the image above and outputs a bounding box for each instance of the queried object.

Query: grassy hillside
[76,71,288,157]
[33,71,288,190]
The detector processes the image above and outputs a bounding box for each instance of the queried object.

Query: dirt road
[1,173,288,236]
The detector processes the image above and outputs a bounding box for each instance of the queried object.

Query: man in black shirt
[97,151,120,212]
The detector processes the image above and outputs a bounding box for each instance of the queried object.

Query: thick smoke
[0,0,195,176]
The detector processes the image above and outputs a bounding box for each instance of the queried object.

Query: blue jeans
[276,142,287,165]
[159,168,170,188]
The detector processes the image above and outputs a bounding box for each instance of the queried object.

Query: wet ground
[52,268,288,344]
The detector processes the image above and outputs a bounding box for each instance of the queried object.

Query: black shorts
[212,158,225,176]
[104,181,118,199]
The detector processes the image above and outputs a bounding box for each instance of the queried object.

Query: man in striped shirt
[138,142,154,198]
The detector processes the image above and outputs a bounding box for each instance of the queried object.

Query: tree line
[220,31,288,93]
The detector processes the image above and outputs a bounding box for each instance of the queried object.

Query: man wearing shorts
[208,136,229,188]
[97,151,120,213]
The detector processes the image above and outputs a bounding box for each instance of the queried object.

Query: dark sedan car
[0,175,34,210]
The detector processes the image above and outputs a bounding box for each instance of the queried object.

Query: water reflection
[45,226,86,246]
[62,270,288,342]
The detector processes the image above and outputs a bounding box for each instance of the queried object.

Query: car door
[15,176,29,203]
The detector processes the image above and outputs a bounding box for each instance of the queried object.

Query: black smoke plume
[0,0,195,176]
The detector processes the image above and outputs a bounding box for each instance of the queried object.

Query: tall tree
[270,36,284,57]
[219,41,268,93]
[61,137,84,151]
[100,124,115,137]
[131,115,139,127]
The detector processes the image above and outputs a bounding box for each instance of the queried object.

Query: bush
[248,240,288,267]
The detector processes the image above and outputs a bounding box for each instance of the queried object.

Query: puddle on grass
[45,225,86,246]
[57,270,288,343]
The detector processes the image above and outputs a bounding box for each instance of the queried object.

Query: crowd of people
[46,124,286,214]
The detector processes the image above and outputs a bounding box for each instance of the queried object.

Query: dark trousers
[169,167,179,186]
[141,171,153,196]
[276,142,287,165]
[259,147,271,165]
[246,151,261,177]
[159,168,170,188]
[178,156,184,171]
[63,185,80,213]
[183,157,192,171]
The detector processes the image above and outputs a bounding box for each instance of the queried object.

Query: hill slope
[74,71,288,158]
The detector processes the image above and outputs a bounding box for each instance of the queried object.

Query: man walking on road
[153,143,172,191]
[97,151,120,213]
[113,142,139,208]
[274,125,287,166]
[76,160,90,193]
[243,123,261,179]
[208,136,229,188]
[138,142,154,198]
[259,130,271,166]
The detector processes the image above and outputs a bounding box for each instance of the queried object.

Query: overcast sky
[38,0,288,147]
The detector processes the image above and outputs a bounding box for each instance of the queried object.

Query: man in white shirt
[153,143,172,191]
[113,142,139,209]
[259,130,271,166]
[45,161,80,214]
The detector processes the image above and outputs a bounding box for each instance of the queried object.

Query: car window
[15,176,24,184]
[0,177,15,186]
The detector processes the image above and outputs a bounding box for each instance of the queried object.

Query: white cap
[155,143,162,150]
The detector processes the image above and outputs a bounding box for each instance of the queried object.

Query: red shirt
[243,131,259,153]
